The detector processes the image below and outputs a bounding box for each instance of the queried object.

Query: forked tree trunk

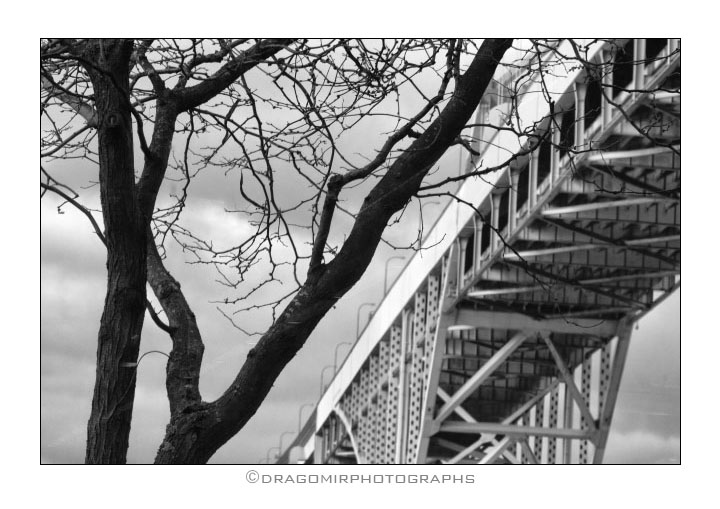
[83,40,148,464]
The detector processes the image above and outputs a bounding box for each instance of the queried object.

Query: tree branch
[155,38,513,465]
[175,39,295,112]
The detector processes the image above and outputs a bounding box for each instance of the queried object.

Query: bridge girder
[279,39,679,465]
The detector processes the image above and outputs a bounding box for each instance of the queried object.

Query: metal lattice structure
[276,38,680,465]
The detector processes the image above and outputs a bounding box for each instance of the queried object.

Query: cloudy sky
[40,39,680,465]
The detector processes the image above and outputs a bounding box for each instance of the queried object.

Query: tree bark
[83,40,148,464]
[153,39,513,464]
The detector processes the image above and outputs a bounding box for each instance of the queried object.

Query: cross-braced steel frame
[277,38,680,465]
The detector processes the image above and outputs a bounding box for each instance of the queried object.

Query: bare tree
[40,38,679,464]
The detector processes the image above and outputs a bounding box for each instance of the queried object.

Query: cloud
[604,430,680,464]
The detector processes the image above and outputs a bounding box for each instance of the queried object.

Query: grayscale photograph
[40,37,680,467]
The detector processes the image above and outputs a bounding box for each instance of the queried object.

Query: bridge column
[593,320,634,463]
[377,340,390,463]
[574,81,587,150]
[491,193,501,249]
[386,325,402,464]
[551,112,562,183]
[579,354,593,464]
[457,237,469,289]
[471,216,479,279]
[405,289,428,463]
[357,369,369,462]
[528,151,538,209]
[417,253,458,464]
[634,38,646,90]
[366,353,379,463]
[597,341,612,421]
[395,309,412,463]
[533,395,545,462]
[509,172,519,232]
[547,385,560,464]
[314,430,323,464]
[414,274,442,463]
[601,49,612,129]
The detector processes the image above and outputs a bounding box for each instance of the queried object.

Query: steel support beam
[541,197,677,217]
[478,436,515,465]
[542,334,598,431]
[433,330,530,424]
[504,235,680,260]
[585,145,679,163]
[440,422,594,440]
[468,269,679,298]
[454,308,617,337]
[520,438,540,464]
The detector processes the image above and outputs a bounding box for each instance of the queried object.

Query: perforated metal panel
[519,413,529,464]
[547,384,559,464]
[598,341,612,418]
[579,355,592,464]
[368,352,379,464]
[358,368,369,461]
[422,275,440,407]
[378,340,390,463]
[534,397,545,462]
[386,325,402,463]
[405,291,427,463]
[563,380,574,464]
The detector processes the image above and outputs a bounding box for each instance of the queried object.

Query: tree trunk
[83,40,148,464]
[152,39,513,464]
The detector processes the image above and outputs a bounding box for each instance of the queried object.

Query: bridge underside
[293,39,680,465]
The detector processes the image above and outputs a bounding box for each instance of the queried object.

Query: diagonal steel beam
[454,308,618,336]
[416,251,458,464]
[433,331,530,424]
[593,319,634,464]
[436,387,475,423]
[519,438,539,464]
[448,436,494,464]
[584,145,680,163]
[586,163,679,199]
[542,334,597,432]
[478,436,515,465]
[541,197,677,217]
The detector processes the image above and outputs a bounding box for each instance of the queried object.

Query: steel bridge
[276,39,680,465]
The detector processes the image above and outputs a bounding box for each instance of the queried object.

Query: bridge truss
[277,38,680,465]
